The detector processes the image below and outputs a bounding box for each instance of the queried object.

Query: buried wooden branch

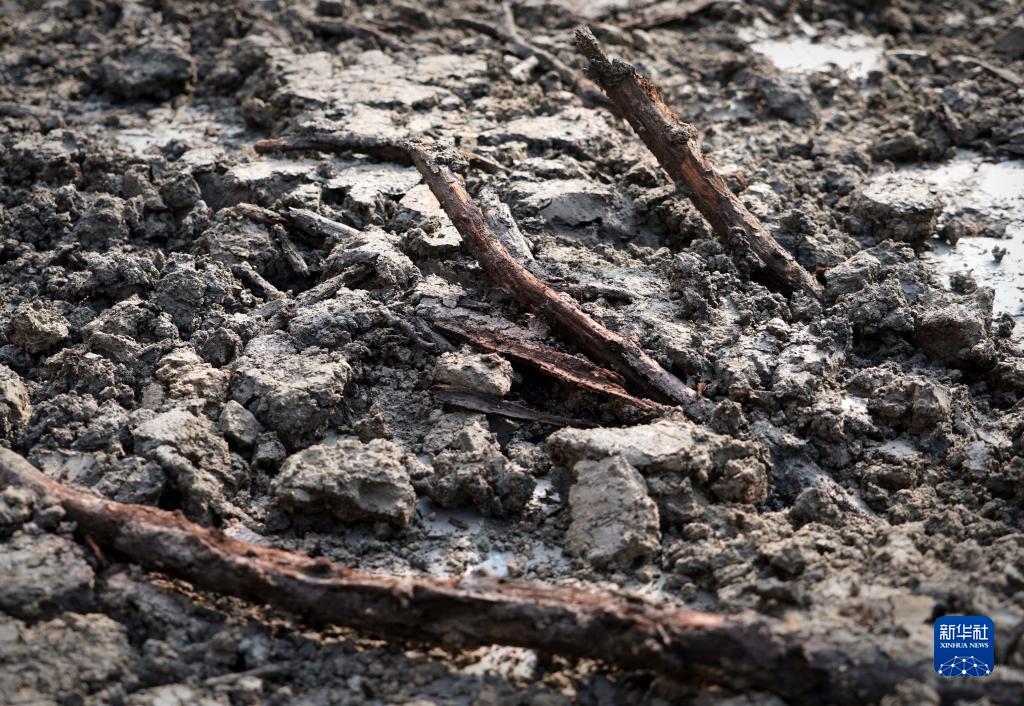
[253,129,500,174]
[284,206,362,241]
[432,384,594,427]
[454,4,613,110]
[574,28,823,300]
[271,224,311,277]
[408,144,697,409]
[6,449,1012,706]
[247,134,692,407]
[432,319,663,413]
[254,130,413,164]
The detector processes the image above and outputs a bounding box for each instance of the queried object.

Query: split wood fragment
[432,384,594,427]
[432,319,663,413]
[0,450,924,705]
[271,224,310,277]
[408,144,698,409]
[574,27,823,300]
[284,206,362,242]
[254,130,414,164]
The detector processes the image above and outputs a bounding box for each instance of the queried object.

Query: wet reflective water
[744,31,884,78]
[907,151,1024,333]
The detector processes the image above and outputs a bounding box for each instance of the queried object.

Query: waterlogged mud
[2,1,1024,704]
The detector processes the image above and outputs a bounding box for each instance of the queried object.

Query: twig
[0,449,742,679]
[254,130,413,164]
[432,385,594,427]
[432,320,663,413]
[574,28,823,300]
[454,4,614,111]
[5,449,1017,705]
[409,144,698,409]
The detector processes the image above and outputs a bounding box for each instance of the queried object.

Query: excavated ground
[2,0,1024,704]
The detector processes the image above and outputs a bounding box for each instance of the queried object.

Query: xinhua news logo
[934,616,994,677]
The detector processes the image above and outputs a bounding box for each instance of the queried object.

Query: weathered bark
[432,319,663,413]
[574,28,823,300]
[409,144,697,409]
[254,130,413,164]
[271,224,310,277]
[284,206,361,242]
[235,203,361,244]
[0,450,937,705]
[232,262,282,301]
[433,384,593,427]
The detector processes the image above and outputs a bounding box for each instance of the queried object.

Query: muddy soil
[2,1,1024,704]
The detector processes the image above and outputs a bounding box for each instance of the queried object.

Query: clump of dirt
[2,0,1023,704]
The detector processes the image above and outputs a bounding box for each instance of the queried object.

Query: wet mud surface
[2,1,1024,704]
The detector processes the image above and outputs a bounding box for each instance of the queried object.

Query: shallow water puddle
[908,151,1024,332]
[742,29,884,78]
[751,35,883,77]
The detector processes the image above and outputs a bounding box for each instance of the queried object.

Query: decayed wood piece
[7,449,1013,705]
[432,319,662,413]
[454,4,613,110]
[432,384,593,427]
[271,224,310,277]
[232,262,282,301]
[284,206,362,241]
[409,144,697,408]
[574,28,823,300]
[254,130,413,164]
[254,129,500,175]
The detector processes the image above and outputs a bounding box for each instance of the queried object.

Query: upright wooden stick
[575,27,823,300]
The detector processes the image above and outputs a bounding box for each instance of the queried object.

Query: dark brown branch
[0,450,919,705]
[432,319,663,413]
[254,130,413,164]
[432,385,594,427]
[409,144,697,409]
[574,28,823,300]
